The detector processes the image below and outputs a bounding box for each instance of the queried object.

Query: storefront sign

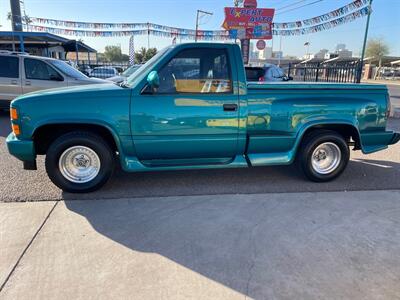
[222,7,275,30]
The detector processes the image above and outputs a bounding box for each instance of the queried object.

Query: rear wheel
[299,130,350,182]
[45,131,114,193]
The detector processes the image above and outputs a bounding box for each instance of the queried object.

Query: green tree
[366,38,389,78]
[145,48,157,62]
[103,45,129,62]
[134,47,158,64]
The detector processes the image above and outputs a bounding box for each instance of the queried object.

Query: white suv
[0,51,106,110]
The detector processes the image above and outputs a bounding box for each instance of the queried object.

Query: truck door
[131,47,240,164]
[22,58,67,94]
[0,56,22,105]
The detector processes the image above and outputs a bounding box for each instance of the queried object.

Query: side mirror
[147,71,160,89]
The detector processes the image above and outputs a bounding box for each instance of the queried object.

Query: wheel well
[301,124,361,150]
[33,123,119,155]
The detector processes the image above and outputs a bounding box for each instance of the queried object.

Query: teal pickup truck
[7,43,400,193]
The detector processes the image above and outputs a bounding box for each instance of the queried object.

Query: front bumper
[6,133,36,163]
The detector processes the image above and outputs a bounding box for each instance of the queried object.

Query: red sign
[256,40,266,50]
[222,7,275,30]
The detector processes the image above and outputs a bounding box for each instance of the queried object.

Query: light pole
[357,0,373,83]
[195,10,213,42]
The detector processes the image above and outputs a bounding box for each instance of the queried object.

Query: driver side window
[156,48,232,94]
[24,58,61,81]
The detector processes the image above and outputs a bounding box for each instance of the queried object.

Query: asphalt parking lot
[0,111,399,202]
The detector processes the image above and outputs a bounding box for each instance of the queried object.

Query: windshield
[125,46,172,87]
[48,60,88,80]
[122,65,141,77]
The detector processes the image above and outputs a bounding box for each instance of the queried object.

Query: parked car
[379,67,400,78]
[246,64,293,82]
[0,51,106,110]
[89,67,119,79]
[108,64,142,84]
[7,43,400,193]
[112,66,125,74]
[78,64,92,76]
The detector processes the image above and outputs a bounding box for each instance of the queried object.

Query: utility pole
[10,0,23,31]
[357,0,373,83]
[195,10,213,42]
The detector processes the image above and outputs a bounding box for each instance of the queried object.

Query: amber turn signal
[10,108,18,120]
[12,124,21,135]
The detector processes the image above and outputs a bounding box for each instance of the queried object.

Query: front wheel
[45,131,114,193]
[299,130,350,182]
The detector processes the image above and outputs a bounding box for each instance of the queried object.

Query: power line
[270,0,292,7]
[276,0,309,11]
[276,0,324,15]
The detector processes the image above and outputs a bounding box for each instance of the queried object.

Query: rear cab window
[0,56,19,78]
[245,67,265,82]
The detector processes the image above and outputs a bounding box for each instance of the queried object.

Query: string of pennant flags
[29,18,227,36]
[273,0,368,29]
[27,0,370,38]
[27,26,231,40]
[273,6,370,36]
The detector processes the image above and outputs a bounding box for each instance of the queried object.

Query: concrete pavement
[0,202,56,290]
[1,191,400,299]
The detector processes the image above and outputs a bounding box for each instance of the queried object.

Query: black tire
[298,130,349,182]
[45,131,114,193]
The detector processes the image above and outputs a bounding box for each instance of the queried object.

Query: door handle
[11,80,18,85]
[223,104,238,112]
[25,81,31,86]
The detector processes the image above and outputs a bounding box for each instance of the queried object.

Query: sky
[0,0,399,58]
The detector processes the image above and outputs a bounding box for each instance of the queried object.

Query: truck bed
[244,81,391,166]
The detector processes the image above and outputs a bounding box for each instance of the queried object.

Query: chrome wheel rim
[311,142,341,175]
[59,146,100,183]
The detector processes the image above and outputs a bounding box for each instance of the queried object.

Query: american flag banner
[129,35,135,65]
